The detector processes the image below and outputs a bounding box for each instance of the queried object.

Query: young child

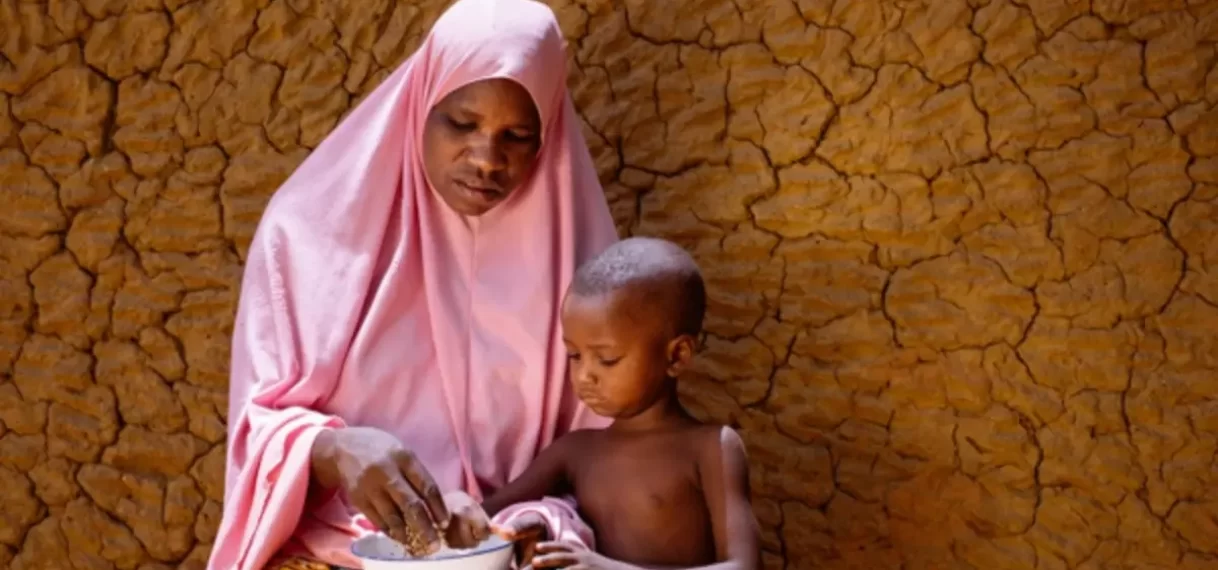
[482,237,761,570]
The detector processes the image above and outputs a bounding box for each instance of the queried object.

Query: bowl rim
[351,534,513,563]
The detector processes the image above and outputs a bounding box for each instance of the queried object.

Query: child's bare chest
[568,433,717,566]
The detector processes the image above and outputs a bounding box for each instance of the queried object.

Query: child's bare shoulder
[549,428,607,457]
[686,424,747,466]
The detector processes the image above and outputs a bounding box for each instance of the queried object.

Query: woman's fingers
[445,520,471,549]
[394,449,450,526]
[445,513,489,550]
[459,509,491,544]
[365,491,412,547]
[471,516,491,542]
[455,498,492,545]
[329,428,447,555]
[352,494,390,539]
[383,475,442,555]
[441,500,491,549]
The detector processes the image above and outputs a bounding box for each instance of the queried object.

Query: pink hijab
[208,0,619,567]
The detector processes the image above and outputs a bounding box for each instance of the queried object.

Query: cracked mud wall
[2,0,1218,568]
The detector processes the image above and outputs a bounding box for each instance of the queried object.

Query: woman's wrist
[310,427,342,489]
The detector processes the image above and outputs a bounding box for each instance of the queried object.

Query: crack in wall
[2,0,1218,568]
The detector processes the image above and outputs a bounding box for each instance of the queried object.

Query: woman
[207,0,619,568]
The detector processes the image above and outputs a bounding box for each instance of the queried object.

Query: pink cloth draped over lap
[206,0,619,567]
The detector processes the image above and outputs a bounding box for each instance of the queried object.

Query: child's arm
[695,426,762,570]
[481,429,588,517]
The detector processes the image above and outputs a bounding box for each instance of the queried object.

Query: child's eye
[599,357,621,367]
[566,352,581,361]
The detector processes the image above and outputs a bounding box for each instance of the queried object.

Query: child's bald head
[568,237,706,338]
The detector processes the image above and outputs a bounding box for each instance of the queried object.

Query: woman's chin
[457,204,494,217]
[447,184,508,216]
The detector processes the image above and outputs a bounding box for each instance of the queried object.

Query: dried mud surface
[2,0,1218,568]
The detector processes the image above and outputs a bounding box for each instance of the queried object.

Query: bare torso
[566,425,722,567]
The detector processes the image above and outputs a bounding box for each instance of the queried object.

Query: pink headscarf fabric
[207,0,619,567]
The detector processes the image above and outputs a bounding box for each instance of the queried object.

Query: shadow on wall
[2,0,1218,568]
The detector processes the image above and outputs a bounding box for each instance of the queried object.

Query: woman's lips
[454,180,503,205]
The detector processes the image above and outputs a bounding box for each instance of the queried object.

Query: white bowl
[352,533,514,570]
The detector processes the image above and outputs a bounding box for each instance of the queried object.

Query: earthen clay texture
[2,0,1217,568]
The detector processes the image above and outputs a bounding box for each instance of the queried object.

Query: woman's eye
[505,129,536,142]
[447,116,475,131]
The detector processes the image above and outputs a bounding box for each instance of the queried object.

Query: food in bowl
[352,533,514,570]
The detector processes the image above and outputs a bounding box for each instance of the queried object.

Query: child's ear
[666,334,696,377]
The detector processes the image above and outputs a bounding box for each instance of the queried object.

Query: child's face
[560,289,676,418]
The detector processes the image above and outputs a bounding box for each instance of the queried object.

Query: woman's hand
[442,490,492,549]
[311,426,450,555]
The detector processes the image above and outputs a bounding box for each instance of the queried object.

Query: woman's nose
[467,134,507,173]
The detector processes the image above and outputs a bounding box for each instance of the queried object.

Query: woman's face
[422,78,543,216]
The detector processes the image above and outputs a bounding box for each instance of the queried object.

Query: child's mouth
[577,392,609,412]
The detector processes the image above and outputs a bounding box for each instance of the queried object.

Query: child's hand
[442,491,491,549]
[531,540,632,570]
[491,511,548,567]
